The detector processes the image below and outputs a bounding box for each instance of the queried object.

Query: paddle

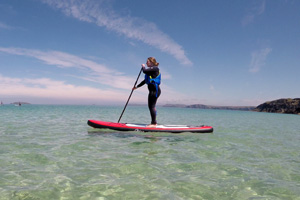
[118,67,143,123]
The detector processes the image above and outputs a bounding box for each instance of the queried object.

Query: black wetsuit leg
[148,87,161,124]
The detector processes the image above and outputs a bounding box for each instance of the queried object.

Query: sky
[0,0,299,106]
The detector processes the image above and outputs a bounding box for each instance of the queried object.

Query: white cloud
[242,0,266,26]
[0,47,112,72]
[0,74,141,104]
[249,47,272,73]
[41,0,192,65]
[0,47,134,90]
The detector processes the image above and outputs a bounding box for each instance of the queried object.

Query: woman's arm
[134,80,146,89]
[142,66,159,73]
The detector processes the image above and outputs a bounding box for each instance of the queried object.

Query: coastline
[163,104,255,111]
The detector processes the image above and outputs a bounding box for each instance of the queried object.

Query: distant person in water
[133,57,161,127]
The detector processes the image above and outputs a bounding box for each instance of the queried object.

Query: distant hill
[163,104,187,108]
[163,104,255,111]
[253,98,300,114]
[187,104,255,111]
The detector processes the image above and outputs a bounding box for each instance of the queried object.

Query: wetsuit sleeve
[136,80,145,88]
[142,66,159,74]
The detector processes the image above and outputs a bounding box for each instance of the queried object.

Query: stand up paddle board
[87,120,213,133]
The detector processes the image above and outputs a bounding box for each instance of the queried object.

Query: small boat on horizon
[14,102,22,106]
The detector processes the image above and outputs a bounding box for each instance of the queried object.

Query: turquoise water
[0,105,299,200]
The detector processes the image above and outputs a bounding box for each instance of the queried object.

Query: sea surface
[0,105,299,200]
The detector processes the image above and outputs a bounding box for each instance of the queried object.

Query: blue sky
[0,0,299,106]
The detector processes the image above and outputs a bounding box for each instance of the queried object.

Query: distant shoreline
[2,99,299,114]
[163,104,255,111]
[11,102,31,105]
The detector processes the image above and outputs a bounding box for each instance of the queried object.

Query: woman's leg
[148,88,161,124]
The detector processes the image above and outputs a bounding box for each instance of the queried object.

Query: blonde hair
[148,57,159,66]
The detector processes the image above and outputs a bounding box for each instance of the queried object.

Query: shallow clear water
[0,105,299,200]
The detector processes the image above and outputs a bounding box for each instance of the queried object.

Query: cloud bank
[0,74,134,104]
[41,0,192,65]
[0,47,135,90]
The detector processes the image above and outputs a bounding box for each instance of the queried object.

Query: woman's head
[147,57,159,67]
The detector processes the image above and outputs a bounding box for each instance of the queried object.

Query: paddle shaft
[118,67,143,123]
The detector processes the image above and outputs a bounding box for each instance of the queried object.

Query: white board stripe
[125,123,190,129]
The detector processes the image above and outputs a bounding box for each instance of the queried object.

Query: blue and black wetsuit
[136,66,161,124]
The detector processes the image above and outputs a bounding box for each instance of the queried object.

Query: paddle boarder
[133,57,161,127]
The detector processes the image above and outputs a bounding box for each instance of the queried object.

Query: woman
[134,57,161,127]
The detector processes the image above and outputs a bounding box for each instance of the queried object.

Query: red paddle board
[87,120,213,133]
